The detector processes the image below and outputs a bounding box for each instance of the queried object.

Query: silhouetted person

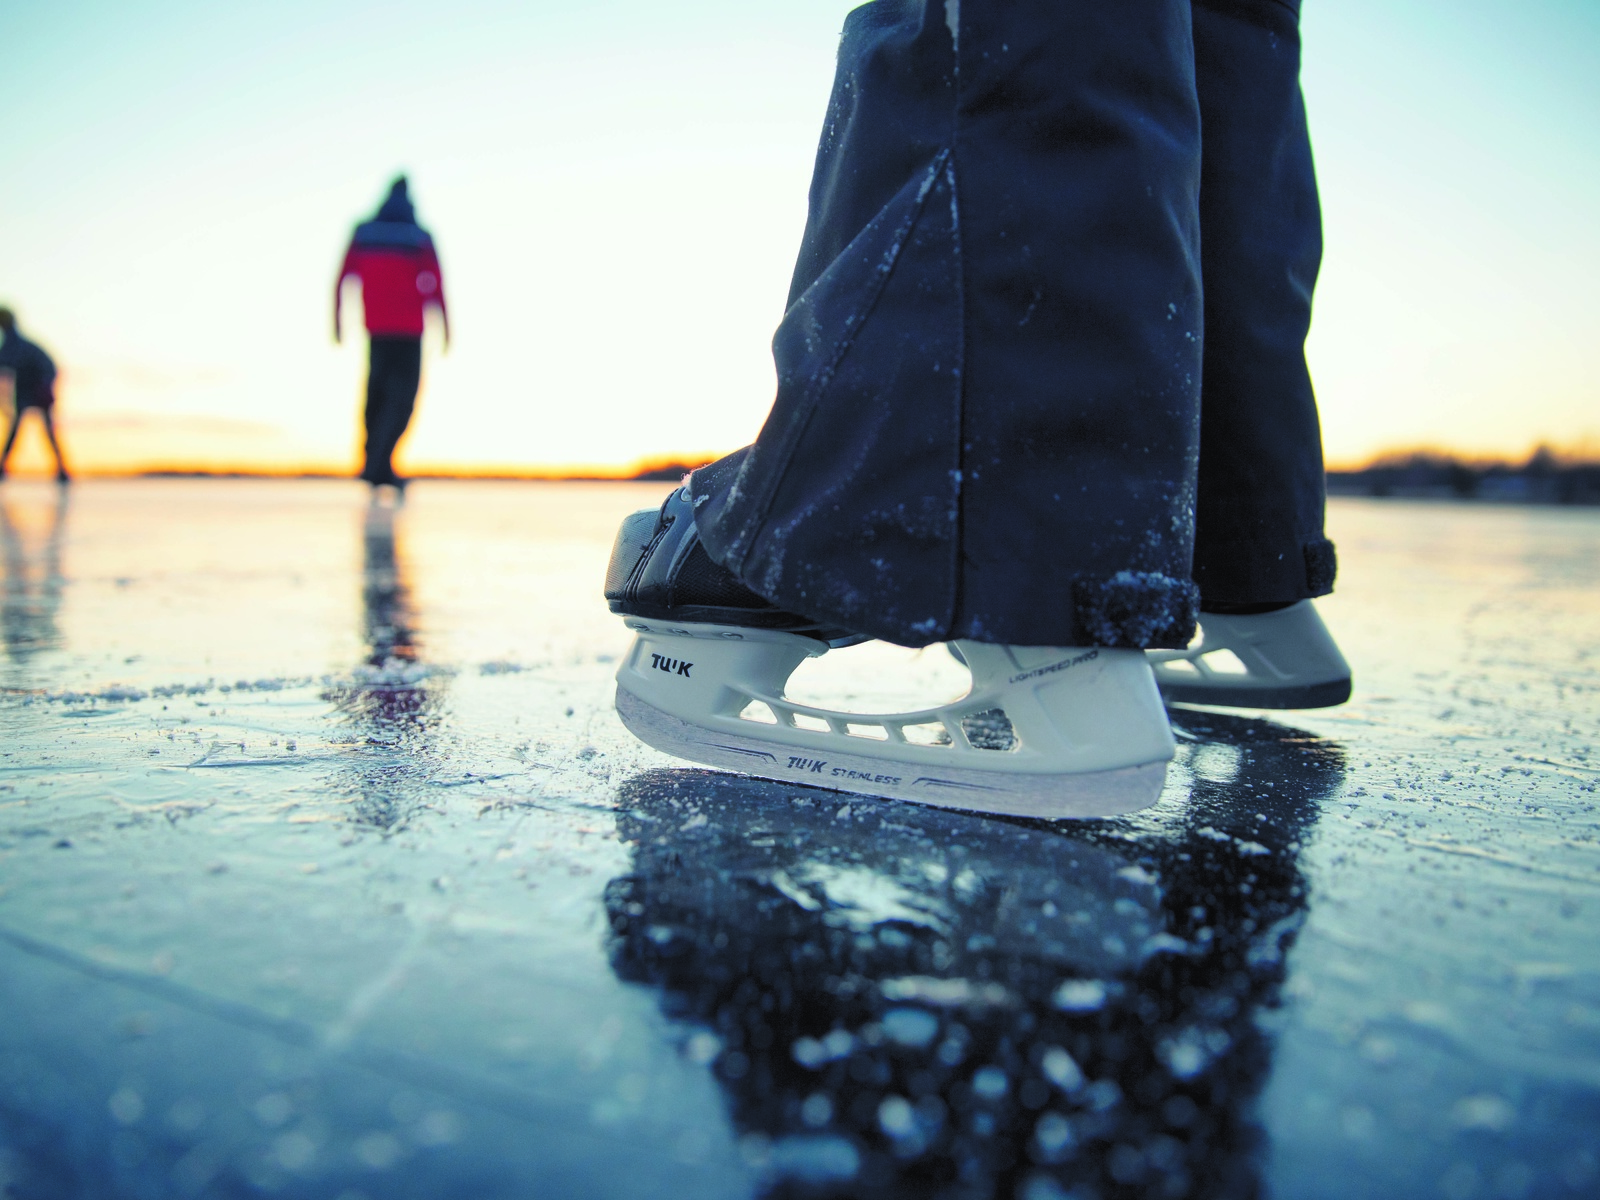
[0,308,69,483]
[334,177,449,491]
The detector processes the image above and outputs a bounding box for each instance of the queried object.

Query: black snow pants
[691,0,1335,650]
[361,336,421,485]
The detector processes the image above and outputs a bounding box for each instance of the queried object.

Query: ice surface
[0,481,1597,1199]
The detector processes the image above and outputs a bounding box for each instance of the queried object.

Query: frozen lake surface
[0,480,1596,1199]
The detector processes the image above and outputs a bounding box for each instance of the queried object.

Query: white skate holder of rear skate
[614,619,1175,819]
[1147,600,1351,709]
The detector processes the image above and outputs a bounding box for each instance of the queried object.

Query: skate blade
[616,686,1167,820]
[1149,601,1352,710]
[1158,676,1352,710]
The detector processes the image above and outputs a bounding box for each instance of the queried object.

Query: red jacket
[335,222,448,339]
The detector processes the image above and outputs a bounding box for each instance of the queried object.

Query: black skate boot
[602,485,1176,820]
[604,485,863,646]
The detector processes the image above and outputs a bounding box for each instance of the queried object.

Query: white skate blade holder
[1148,600,1351,709]
[615,620,1175,820]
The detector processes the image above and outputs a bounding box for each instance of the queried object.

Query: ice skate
[1147,600,1351,709]
[605,488,1175,819]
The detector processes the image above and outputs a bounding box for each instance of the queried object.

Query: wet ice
[0,481,1597,1199]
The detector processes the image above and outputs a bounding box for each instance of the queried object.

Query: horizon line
[1,446,1596,483]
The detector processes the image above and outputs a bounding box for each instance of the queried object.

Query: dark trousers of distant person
[689,0,1337,651]
[361,336,421,486]
[0,399,69,481]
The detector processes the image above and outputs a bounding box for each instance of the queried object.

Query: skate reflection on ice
[321,504,445,830]
[605,711,1344,1198]
[0,487,68,667]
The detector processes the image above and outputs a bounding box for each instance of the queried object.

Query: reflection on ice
[0,485,1591,1197]
[606,711,1345,1198]
[320,505,446,830]
[0,487,67,666]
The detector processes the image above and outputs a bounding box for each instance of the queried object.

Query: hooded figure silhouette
[0,308,70,483]
[334,177,450,490]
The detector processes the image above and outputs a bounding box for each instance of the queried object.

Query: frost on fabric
[948,166,960,243]
[1073,571,1199,649]
[860,493,957,547]
[710,154,951,568]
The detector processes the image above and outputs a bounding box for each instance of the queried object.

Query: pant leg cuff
[1072,572,1200,649]
[1304,537,1337,595]
[1193,536,1338,605]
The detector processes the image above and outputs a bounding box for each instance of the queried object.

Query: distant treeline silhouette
[132,457,717,483]
[107,451,1600,503]
[1327,446,1600,505]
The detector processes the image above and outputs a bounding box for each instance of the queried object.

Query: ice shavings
[971,1065,1008,1099]
[788,863,949,934]
[1157,1027,1231,1080]
[1032,1112,1075,1163]
[478,660,526,675]
[1040,1046,1085,1093]
[6,666,443,708]
[8,683,154,706]
[1051,979,1108,1013]
[793,1029,856,1068]
[96,684,148,702]
[349,657,435,687]
[1195,825,1275,858]
[881,976,1013,1009]
[880,1007,940,1048]
[1141,933,1191,958]
[764,869,825,912]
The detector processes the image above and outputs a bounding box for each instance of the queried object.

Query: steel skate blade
[616,686,1168,820]
[1159,676,1352,710]
[1150,600,1352,710]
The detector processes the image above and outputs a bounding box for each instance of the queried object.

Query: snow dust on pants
[362,335,421,485]
[690,0,1336,650]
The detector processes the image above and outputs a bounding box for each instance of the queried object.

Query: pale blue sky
[1,0,1595,472]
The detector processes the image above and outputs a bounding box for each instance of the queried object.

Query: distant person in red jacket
[334,177,449,490]
[0,307,70,484]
